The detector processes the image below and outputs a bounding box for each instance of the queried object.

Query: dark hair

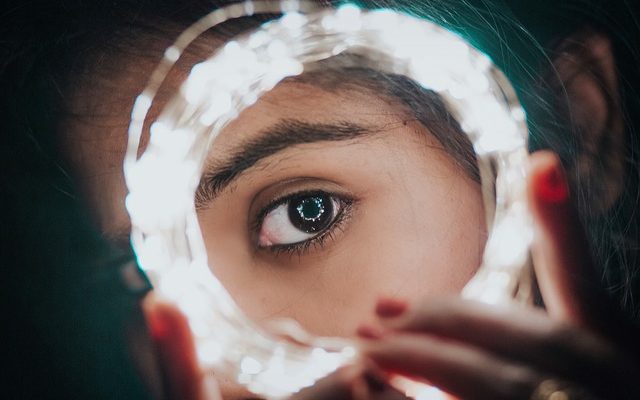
[2,1,639,398]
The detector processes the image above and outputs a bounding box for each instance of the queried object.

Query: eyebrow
[195,119,376,206]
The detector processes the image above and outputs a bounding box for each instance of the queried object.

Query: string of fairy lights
[125,1,532,398]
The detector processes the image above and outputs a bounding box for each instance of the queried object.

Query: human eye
[253,190,353,255]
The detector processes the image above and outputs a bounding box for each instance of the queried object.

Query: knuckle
[545,322,614,361]
[404,298,449,329]
[543,322,578,353]
[426,304,466,333]
[497,364,540,399]
[402,298,475,334]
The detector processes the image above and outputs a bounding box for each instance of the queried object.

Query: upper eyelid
[248,176,349,218]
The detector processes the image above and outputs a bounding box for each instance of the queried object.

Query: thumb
[527,151,613,330]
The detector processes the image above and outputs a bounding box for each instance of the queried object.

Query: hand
[359,151,640,400]
[139,295,408,399]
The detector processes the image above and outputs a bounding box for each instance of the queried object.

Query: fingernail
[375,298,408,318]
[535,161,569,203]
[356,324,385,340]
[148,310,171,342]
[143,299,171,342]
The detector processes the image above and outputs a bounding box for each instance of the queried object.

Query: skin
[198,80,485,337]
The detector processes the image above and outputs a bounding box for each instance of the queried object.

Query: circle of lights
[124,1,533,398]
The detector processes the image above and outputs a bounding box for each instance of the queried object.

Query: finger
[143,294,206,400]
[527,151,607,327]
[362,333,541,400]
[369,298,636,397]
[529,152,640,359]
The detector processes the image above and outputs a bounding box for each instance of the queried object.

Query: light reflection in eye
[257,191,347,250]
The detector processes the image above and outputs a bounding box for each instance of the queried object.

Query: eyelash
[252,190,354,257]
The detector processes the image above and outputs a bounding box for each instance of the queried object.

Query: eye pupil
[297,197,324,220]
[289,195,333,233]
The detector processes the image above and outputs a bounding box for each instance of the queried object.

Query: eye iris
[289,195,333,233]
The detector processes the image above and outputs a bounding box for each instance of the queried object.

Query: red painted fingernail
[375,298,408,318]
[535,162,569,203]
[356,324,384,340]
[147,308,171,341]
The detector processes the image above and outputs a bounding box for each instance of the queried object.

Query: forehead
[210,78,416,157]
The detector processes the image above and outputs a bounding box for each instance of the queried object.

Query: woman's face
[197,78,486,336]
[59,29,486,338]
